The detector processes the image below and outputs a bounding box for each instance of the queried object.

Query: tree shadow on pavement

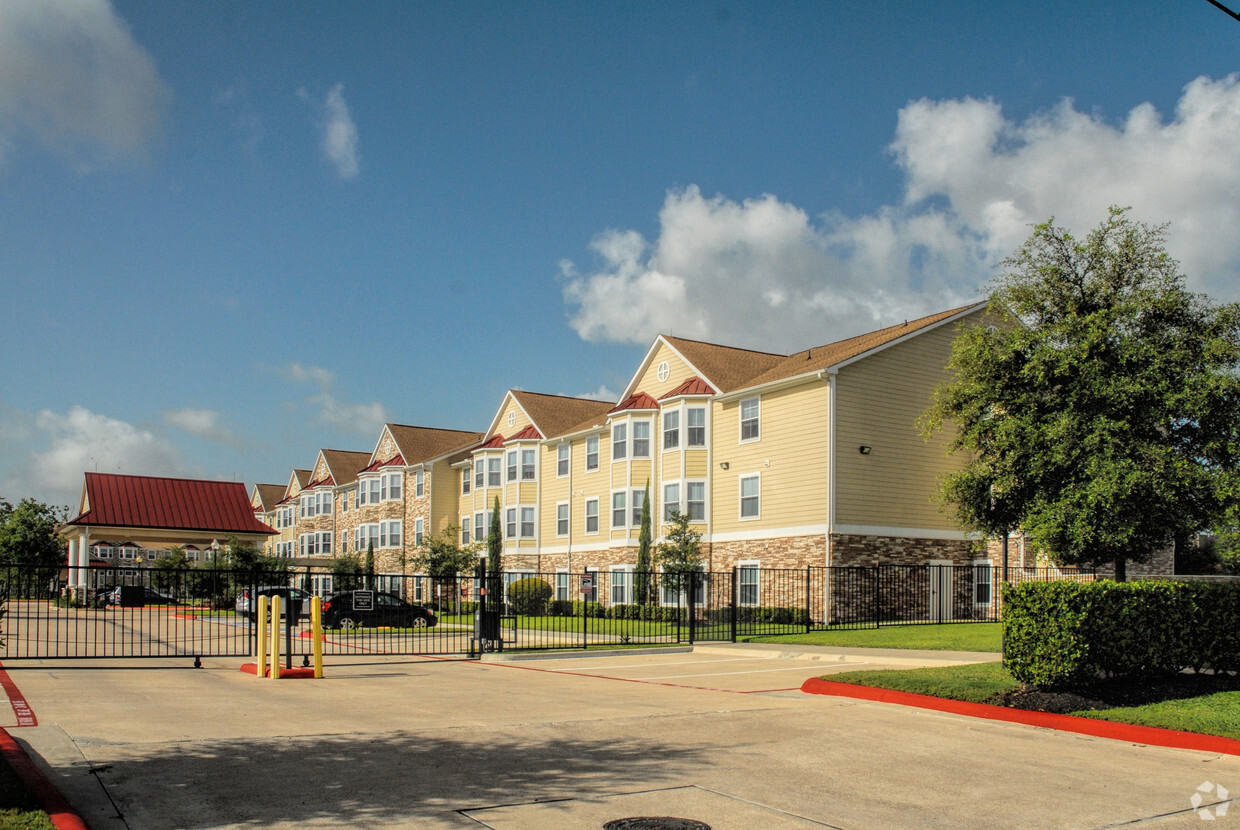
[89,727,707,828]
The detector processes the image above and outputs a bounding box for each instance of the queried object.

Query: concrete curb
[693,642,1002,666]
[479,646,694,662]
[0,727,89,830]
[801,677,1240,756]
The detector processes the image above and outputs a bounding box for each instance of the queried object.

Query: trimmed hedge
[507,577,553,616]
[1002,579,1240,687]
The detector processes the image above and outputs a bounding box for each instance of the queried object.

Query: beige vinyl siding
[570,430,610,537]
[833,314,974,530]
[540,444,570,540]
[497,400,533,437]
[429,460,458,537]
[684,451,708,479]
[632,342,700,400]
[712,382,829,534]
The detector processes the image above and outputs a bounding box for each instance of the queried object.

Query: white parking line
[638,663,868,680]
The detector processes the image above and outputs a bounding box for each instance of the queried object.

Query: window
[462,469,471,495]
[380,472,402,502]
[521,449,536,480]
[610,568,632,605]
[341,492,349,513]
[475,459,484,489]
[687,481,706,521]
[474,512,484,544]
[487,457,501,487]
[585,498,599,533]
[663,483,680,521]
[633,421,650,457]
[739,563,759,606]
[359,478,381,506]
[380,519,402,548]
[300,494,314,518]
[974,561,993,607]
[557,444,569,477]
[319,531,333,555]
[688,407,706,446]
[461,523,471,546]
[506,508,517,539]
[300,533,317,557]
[415,470,424,498]
[556,503,569,536]
[507,451,517,482]
[612,423,627,460]
[556,571,569,602]
[586,435,599,470]
[740,397,760,441]
[632,488,644,526]
[663,410,679,449]
[740,474,760,518]
[612,491,627,528]
[414,518,424,546]
[318,491,332,515]
[520,506,535,538]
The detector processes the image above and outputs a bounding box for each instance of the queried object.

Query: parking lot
[0,644,1234,829]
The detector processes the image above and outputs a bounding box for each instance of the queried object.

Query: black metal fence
[0,563,1095,662]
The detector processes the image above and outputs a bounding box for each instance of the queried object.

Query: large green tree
[0,498,67,569]
[924,207,1240,579]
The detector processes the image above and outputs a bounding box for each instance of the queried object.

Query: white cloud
[574,385,618,403]
[1,406,196,508]
[299,83,359,179]
[279,363,388,435]
[0,0,170,169]
[563,74,1240,349]
[162,407,243,449]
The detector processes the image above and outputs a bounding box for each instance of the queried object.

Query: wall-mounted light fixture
[719,461,730,470]
[859,445,872,455]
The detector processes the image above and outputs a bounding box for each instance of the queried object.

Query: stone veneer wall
[830,533,976,567]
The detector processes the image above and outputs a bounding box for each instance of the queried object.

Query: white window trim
[686,479,707,523]
[631,418,652,459]
[662,408,680,451]
[739,472,761,521]
[556,443,570,478]
[973,558,994,609]
[610,565,635,605]
[555,501,570,537]
[740,396,761,444]
[584,498,600,535]
[519,505,537,539]
[687,405,708,448]
[611,489,628,529]
[520,448,537,481]
[662,481,681,522]
[585,435,600,472]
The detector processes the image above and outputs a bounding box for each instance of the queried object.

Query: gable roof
[737,303,985,390]
[384,424,485,466]
[315,449,371,488]
[67,473,276,535]
[486,391,613,442]
[609,391,661,413]
[251,484,285,512]
[505,424,543,442]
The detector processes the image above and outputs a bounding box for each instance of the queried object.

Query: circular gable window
[657,361,670,382]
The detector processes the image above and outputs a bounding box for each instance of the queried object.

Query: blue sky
[3,0,1240,508]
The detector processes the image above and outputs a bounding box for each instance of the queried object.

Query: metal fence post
[688,571,697,644]
[874,565,881,629]
[730,566,738,643]
[805,565,812,633]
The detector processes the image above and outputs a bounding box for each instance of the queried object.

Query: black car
[108,586,177,606]
[321,591,436,630]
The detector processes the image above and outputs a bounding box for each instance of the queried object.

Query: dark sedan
[321,590,436,630]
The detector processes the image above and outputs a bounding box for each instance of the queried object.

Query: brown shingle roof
[739,303,984,389]
[253,484,285,512]
[659,336,785,394]
[509,391,614,440]
[319,450,372,488]
[386,425,485,465]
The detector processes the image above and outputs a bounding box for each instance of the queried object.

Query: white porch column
[67,536,79,589]
[76,529,90,588]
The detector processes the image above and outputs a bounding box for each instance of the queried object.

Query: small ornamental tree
[657,509,704,598]
[487,495,503,576]
[635,482,653,605]
[331,552,364,592]
[364,539,376,589]
[411,524,479,612]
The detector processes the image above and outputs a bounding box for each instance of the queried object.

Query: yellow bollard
[256,594,268,679]
[311,596,323,679]
[269,594,282,680]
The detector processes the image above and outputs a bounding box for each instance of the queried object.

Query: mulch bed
[989,671,1240,715]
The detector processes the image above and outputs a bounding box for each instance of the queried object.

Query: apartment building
[249,483,285,556]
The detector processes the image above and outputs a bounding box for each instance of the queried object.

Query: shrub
[1002,579,1240,687]
[507,577,553,616]
[734,605,809,625]
[547,599,574,617]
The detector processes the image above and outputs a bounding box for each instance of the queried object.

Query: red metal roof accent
[609,391,661,413]
[305,476,335,489]
[659,376,717,400]
[67,473,277,535]
[359,453,406,474]
[505,425,543,442]
[478,433,506,449]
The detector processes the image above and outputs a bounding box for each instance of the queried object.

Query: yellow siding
[834,312,981,530]
[684,451,708,479]
[632,341,701,400]
[712,382,829,534]
[497,397,533,438]
[429,460,458,536]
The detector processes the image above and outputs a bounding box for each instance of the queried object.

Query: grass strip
[0,752,54,830]
[744,622,1002,652]
[829,661,1018,703]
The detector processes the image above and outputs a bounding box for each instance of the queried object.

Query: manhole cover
[603,819,712,830]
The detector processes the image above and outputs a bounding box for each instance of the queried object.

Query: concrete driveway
[0,646,1233,829]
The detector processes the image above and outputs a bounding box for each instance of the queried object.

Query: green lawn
[0,754,54,830]
[744,622,1003,652]
[824,662,1240,740]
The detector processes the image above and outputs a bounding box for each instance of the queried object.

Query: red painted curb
[0,664,36,727]
[801,677,1240,756]
[0,727,89,830]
